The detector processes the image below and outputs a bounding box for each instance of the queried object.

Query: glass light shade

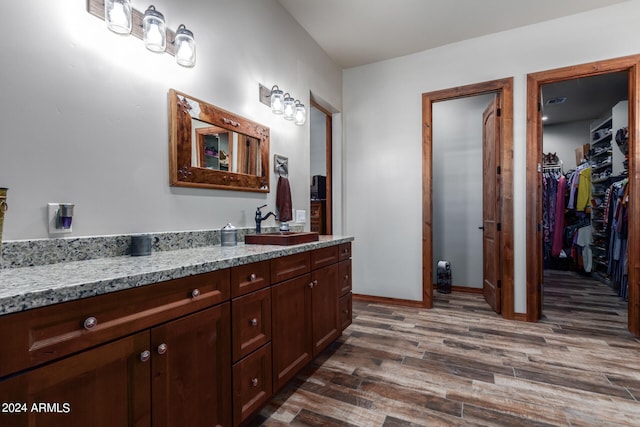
[270,85,284,114]
[143,6,166,52]
[175,25,196,67]
[283,94,295,120]
[294,101,306,125]
[105,0,132,34]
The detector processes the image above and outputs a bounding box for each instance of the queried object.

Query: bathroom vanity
[0,237,352,426]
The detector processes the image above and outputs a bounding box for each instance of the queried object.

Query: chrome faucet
[255,204,277,233]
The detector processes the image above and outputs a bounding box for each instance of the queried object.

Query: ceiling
[278,0,630,124]
[277,0,628,69]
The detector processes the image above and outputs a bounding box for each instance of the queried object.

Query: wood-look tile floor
[251,270,640,426]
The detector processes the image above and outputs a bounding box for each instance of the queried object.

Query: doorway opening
[310,100,332,235]
[422,78,515,318]
[526,55,640,335]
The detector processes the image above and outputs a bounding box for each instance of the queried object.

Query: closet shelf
[591,134,612,146]
[590,149,612,158]
[592,161,612,171]
[592,177,612,184]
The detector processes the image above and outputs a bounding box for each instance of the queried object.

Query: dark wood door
[271,274,313,391]
[482,96,502,313]
[0,332,151,427]
[151,303,231,427]
[311,264,339,356]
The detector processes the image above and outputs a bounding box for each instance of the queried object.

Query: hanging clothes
[551,175,566,257]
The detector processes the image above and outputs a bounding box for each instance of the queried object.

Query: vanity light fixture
[270,85,284,114]
[174,24,196,67]
[143,5,166,52]
[88,0,196,67]
[105,0,132,34]
[294,100,306,126]
[259,83,307,126]
[283,93,295,120]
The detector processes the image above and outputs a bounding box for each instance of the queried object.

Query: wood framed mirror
[169,89,270,192]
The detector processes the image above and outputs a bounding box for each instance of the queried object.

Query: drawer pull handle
[251,377,259,387]
[308,281,314,288]
[157,343,168,355]
[250,318,258,327]
[84,316,98,330]
[140,350,151,362]
[191,289,201,298]
[313,280,318,286]
[249,273,257,281]
[344,275,349,280]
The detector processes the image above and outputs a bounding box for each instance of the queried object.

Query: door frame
[422,78,515,318]
[310,99,333,234]
[525,55,640,335]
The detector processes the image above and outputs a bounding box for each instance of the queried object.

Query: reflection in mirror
[169,89,270,192]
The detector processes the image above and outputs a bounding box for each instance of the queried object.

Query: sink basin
[245,231,319,246]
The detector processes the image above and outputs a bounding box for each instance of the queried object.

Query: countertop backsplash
[1,225,303,269]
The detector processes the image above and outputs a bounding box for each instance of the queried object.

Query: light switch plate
[48,203,72,235]
[295,209,306,223]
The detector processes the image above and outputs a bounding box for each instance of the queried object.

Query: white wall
[343,0,640,310]
[432,94,494,288]
[0,0,342,240]
[543,121,591,169]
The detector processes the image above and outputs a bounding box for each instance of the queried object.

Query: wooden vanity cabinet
[271,245,343,393]
[230,261,273,426]
[338,243,353,331]
[0,303,231,427]
[0,241,352,427]
[0,271,232,427]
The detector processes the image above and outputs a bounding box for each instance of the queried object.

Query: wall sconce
[259,84,307,126]
[143,5,166,52]
[283,93,295,120]
[174,24,196,68]
[270,85,284,114]
[48,203,75,235]
[88,0,196,67]
[294,100,306,126]
[105,0,132,34]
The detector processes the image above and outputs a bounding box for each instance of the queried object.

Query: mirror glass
[169,89,270,192]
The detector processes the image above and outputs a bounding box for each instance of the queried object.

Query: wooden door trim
[311,99,332,234]
[525,54,640,335]
[422,78,514,318]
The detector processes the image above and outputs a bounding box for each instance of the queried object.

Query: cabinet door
[151,303,231,427]
[311,263,339,357]
[0,332,151,427]
[338,259,352,296]
[271,274,312,391]
[232,287,272,361]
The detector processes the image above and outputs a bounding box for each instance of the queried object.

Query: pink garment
[551,175,566,257]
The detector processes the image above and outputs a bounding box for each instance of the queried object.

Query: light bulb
[283,94,295,120]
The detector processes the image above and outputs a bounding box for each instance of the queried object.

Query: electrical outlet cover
[295,209,306,223]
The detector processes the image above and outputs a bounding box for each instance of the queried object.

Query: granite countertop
[0,236,353,316]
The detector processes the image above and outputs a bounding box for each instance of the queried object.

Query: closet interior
[542,72,630,301]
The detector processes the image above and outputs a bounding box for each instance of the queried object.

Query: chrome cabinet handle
[84,316,98,330]
[191,288,200,298]
[249,273,257,281]
[251,377,259,387]
[157,343,168,355]
[250,318,258,327]
[140,350,151,362]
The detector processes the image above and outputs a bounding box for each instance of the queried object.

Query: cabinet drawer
[231,287,272,362]
[339,242,352,261]
[232,343,272,426]
[310,246,339,270]
[0,270,230,378]
[339,259,352,296]
[231,260,270,298]
[339,293,353,331]
[270,252,310,283]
